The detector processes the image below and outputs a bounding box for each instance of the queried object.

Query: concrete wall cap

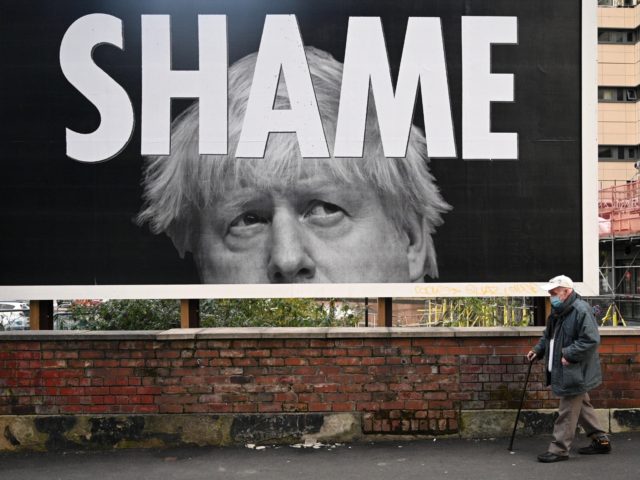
[1,326,639,341]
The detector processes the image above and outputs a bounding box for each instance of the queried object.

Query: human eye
[303,200,346,226]
[228,211,269,236]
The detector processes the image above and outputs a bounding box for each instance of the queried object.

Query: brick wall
[1,328,639,435]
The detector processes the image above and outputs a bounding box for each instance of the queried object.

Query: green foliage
[70,300,180,330]
[66,297,531,330]
[200,298,360,327]
[68,298,360,330]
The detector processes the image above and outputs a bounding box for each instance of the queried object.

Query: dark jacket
[532,292,602,397]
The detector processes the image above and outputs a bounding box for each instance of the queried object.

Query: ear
[405,215,437,281]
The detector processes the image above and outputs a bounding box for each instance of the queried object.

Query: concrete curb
[0,413,362,452]
[1,409,638,452]
[459,408,640,437]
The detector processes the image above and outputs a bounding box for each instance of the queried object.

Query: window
[599,145,640,161]
[598,29,637,44]
[599,0,640,7]
[599,147,614,159]
[598,87,639,102]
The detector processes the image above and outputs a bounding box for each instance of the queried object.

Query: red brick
[246,349,271,358]
[389,383,413,392]
[259,358,284,366]
[362,357,385,366]
[284,358,308,366]
[159,404,184,413]
[405,400,428,410]
[331,402,355,412]
[347,348,372,357]
[109,386,138,395]
[314,383,338,393]
[335,357,361,366]
[54,351,78,360]
[125,405,159,414]
[613,345,637,354]
[10,342,41,351]
[232,358,258,367]
[40,369,84,379]
[42,359,67,368]
[322,348,347,357]
[59,387,86,396]
[233,403,258,413]
[430,400,454,409]
[308,357,334,366]
[233,340,259,349]
[13,351,41,360]
[220,349,245,358]
[258,403,282,413]
[156,350,181,359]
[59,405,85,414]
[120,359,145,367]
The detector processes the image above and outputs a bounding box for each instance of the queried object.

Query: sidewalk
[1,433,639,480]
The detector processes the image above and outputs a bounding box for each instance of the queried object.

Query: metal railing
[599,180,640,238]
[367,298,534,328]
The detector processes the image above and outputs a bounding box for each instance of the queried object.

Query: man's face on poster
[137,48,448,284]
[193,163,426,283]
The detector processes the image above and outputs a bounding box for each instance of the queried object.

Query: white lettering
[462,16,518,160]
[60,14,134,163]
[335,17,456,158]
[60,14,520,162]
[141,15,227,155]
[236,15,329,158]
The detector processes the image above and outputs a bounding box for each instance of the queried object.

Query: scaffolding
[397,298,533,327]
[598,177,640,325]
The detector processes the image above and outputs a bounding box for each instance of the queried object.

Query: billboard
[0,0,597,299]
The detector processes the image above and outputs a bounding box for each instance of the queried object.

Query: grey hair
[137,47,450,278]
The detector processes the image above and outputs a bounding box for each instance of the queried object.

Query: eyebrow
[214,190,270,213]
[226,173,353,197]
[211,171,372,215]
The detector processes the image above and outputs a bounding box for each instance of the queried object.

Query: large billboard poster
[0,0,597,299]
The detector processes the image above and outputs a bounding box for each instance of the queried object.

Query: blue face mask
[550,296,563,309]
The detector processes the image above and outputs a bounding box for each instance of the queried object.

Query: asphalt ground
[1,433,639,480]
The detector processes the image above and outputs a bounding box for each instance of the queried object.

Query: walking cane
[508,359,534,451]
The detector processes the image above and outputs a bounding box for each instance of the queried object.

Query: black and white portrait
[137,48,449,284]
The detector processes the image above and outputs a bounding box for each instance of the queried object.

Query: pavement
[1,433,639,480]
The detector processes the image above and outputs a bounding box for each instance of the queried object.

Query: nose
[266,210,316,283]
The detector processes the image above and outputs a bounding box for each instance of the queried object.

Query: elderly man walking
[527,275,611,463]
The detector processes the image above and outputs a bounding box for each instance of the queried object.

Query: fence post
[180,299,200,328]
[377,297,393,327]
[29,300,53,330]
[533,297,548,326]
[364,297,369,327]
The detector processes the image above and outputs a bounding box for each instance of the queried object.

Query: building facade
[598,0,640,322]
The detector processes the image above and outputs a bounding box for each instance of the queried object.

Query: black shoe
[578,436,611,455]
[537,452,569,463]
